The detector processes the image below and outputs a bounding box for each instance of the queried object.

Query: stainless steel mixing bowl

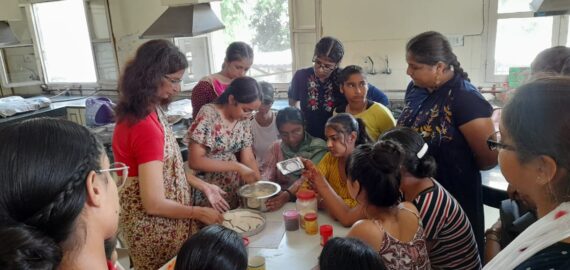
[237,181,281,212]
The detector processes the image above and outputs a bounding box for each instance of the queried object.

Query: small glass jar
[283,210,300,231]
[296,190,317,229]
[304,212,318,235]
[320,225,333,246]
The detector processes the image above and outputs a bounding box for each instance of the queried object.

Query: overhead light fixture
[141,2,225,39]
[531,0,570,16]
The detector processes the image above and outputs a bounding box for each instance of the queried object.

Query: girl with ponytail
[399,31,498,253]
[188,76,263,210]
[303,139,430,269]
[341,140,430,269]
[381,127,481,269]
[301,113,371,226]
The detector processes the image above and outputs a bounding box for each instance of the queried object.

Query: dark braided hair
[0,118,103,269]
[314,36,344,64]
[346,141,404,207]
[406,31,470,82]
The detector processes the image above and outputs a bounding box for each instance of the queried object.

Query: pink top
[190,76,229,119]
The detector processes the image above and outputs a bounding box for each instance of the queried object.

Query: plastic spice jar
[283,210,300,231]
[320,225,333,246]
[304,212,318,235]
[296,190,317,229]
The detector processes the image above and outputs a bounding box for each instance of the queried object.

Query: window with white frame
[486,0,569,83]
[175,0,293,90]
[33,0,97,83]
[0,0,118,88]
[0,6,42,88]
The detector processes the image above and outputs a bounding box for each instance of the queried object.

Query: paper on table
[248,221,285,249]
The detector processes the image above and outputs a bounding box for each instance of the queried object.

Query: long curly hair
[115,39,188,124]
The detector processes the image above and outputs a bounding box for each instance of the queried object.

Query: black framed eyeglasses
[96,162,129,188]
[163,75,183,84]
[312,57,337,72]
[486,131,515,151]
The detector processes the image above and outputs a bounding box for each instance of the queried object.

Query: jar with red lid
[320,225,333,246]
[304,212,318,235]
[296,190,317,229]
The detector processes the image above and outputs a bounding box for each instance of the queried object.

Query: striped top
[414,180,482,269]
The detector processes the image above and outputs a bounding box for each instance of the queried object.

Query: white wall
[3,0,495,99]
[108,0,167,71]
[321,0,491,97]
[107,0,493,94]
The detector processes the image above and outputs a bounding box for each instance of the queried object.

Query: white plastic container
[296,190,317,229]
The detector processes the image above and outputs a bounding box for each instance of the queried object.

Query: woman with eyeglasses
[0,118,121,269]
[335,65,396,141]
[251,81,279,166]
[191,41,253,119]
[398,31,498,253]
[113,39,223,270]
[288,36,389,140]
[483,77,570,270]
[260,106,328,211]
[188,76,262,210]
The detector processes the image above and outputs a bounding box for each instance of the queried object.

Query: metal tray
[222,208,266,237]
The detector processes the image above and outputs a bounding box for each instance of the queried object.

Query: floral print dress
[118,107,197,270]
[188,103,254,209]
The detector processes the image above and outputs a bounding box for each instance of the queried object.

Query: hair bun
[371,141,404,174]
[0,226,62,269]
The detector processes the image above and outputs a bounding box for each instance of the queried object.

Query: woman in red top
[112,39,223,270]
[191,41,253,119]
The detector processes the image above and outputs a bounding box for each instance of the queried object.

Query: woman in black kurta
[398,31,498,256]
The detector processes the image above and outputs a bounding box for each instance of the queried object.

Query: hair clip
[417,143,428,159]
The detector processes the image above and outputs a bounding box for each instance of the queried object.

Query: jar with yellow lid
[304,212,318,235]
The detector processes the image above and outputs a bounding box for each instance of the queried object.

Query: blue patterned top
[397,73,492,251]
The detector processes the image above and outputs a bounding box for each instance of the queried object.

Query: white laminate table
[248,203,349,270]
[159,202,349,270]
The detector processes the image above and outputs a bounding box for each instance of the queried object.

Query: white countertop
[249,203,349,270]
[159,203,350,270]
